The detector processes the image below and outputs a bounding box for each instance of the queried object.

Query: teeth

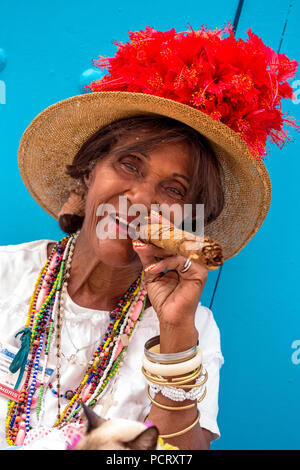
[110,213,129,229]
[115,215,129,227]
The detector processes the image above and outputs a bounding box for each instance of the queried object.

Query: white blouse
[0,239,224,449]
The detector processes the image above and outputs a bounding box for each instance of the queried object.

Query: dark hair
[59,115,225,234]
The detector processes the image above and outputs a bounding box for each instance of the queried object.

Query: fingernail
[132,240,147,248]
[150,210,162,219]
[144,263,157,272]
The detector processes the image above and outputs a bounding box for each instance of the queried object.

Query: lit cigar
[113,213,223,271]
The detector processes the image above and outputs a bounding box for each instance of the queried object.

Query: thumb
[132,240,158,271]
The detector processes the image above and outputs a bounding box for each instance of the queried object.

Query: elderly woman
[0,114,224,450]
[0,25,297,450]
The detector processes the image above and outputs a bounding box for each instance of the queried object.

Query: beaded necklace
[6,230,148,446]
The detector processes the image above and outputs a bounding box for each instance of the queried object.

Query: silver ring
[180,258,192,273]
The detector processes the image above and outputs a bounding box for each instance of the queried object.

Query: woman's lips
[116,219,130,238]
[108,213,132,239]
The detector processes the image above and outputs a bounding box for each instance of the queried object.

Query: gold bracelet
[142,367,208,389]
[151,370,208,390]
[142,366,203,386]
[197,387,207,403]
[169,370,208,389]
[142,367,201,386]
[147,386,196,411]
[172,364,203,382]
[159,410,201,439]
[142,365,203,384]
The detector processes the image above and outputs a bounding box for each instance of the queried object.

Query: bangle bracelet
[197,387,207,403]
[167,370,208,389]
[142,365,202,385]
[142,365,203,386]
[146,386,196,410]
[142,348,202,377]
[143,369,208,390]
[144,336,198,364]
[159,410,201,439]
[172,364,203,383]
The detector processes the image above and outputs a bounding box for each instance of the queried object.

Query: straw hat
[18,23,298,261]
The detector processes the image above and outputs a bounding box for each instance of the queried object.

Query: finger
[132,239,173,267]
[144,255,208,281]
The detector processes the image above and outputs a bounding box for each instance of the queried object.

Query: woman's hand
[132,212,209,351]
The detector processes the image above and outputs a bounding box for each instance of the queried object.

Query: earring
[58,181,86,218]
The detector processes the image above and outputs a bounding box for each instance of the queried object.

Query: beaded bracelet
[146,364,208,402]
[146,386,196,410]
[148,380,207,402]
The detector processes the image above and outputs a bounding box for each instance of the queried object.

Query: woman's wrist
[159,322,198,354]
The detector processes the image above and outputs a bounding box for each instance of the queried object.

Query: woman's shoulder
[0,238,57,266]
[0,239,57,344]
[0,238,55,256]
[0,238,56,300]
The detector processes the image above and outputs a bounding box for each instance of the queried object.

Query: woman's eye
[167,187,185,198]
[118,157,186,199]
[121,161,138,172]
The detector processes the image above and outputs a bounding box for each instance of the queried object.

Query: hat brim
[18,91,272,261]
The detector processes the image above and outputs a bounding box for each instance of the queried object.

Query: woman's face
[82,136,194,267]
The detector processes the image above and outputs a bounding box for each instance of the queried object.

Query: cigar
[114,213,224,271]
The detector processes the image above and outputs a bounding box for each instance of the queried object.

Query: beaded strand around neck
[5,230,148,446]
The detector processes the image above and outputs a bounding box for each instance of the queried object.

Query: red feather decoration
[87,22,299,160]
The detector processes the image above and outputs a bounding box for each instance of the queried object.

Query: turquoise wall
[0,0,299,450]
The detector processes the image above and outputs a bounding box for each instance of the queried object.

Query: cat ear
[127,426,159,450]
[81,403,106,433]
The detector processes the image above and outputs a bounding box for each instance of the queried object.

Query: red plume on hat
[87,22,299,160]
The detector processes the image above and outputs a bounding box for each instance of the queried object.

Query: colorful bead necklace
[6,230,148,446]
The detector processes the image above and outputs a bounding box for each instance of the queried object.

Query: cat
[20,404,176,450]
[73,403,161,451]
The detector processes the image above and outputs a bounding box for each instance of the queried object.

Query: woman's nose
[124,180,157,211]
